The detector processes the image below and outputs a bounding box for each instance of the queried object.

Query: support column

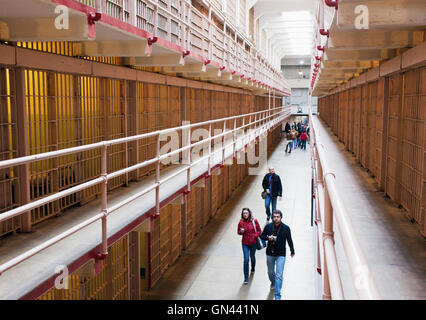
[380,77,389,191]
[122,80,129,186]
[14,68,31,232]
[73,74,84,204]
[46,72,59,214]
[128,80,139,181]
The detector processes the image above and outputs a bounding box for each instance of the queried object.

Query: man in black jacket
[262,167,283,221]
[260,210,295,300]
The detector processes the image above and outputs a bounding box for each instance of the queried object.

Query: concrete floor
[143,134,317,300]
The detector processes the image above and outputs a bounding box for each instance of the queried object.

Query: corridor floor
[143,134,316,300]
[313,116,426,299]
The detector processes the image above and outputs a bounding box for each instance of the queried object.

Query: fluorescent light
[299,60,304,65]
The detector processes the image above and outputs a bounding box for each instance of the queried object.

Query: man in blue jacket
[260,210,295,300]
[262,167,283,221]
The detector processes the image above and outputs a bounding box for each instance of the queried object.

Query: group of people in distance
[237,167,295,301]
[284,121,310,153]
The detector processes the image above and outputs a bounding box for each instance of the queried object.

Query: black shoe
[251,268,255,273]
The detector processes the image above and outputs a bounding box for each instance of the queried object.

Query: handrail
[309,111,381,299]
[0,105,291,276]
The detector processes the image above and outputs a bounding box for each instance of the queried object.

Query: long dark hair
[241,207,252,220]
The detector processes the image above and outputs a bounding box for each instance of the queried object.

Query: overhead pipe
[325,0,338,10]
[87,12,101,25]
[182,50,191,58]
[319,0,329,37]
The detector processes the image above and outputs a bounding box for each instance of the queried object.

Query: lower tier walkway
[313,116,426,299]
[143,134,316,300]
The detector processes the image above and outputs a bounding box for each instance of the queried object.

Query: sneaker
[243,280,248,285]
[270,285,275,290]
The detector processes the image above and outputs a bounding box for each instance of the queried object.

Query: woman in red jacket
[237,207,262,284]
[300,131,308,150]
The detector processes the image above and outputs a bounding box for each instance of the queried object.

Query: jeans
[264,195,277,220]
[293,138,297,148]
[301,140,306,150]
[267,255,286,300]
[242,243,257,281]
[285,141,293,153]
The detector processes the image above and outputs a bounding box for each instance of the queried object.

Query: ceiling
[251,0,317,58]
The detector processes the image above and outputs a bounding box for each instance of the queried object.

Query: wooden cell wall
[0,67,20,236]
[353,86,362,160]
[360,84,369,169]
[368,82,377,176]
[387,73,404,203]
[149,203,181,288]
[318,65,426,236]
[375,79,386,186]
[38,234,129,300]
[399,68,424,224]
[348,88,355,152]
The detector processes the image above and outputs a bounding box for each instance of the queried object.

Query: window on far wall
[222,0,227,14]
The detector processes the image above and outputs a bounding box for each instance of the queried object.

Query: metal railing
[80,0,289,92]
[310,112,381,299]
[0,105,291,276]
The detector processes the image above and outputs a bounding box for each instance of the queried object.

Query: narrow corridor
[314,116,426,299]
[143,134,316,300]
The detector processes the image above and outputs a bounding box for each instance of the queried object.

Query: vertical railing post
[154,1,158,37]
[222,120,226,165]
[268,88,271,121]
[248,115,252,147]
[254,113,257,142]
[322,179,334,300]
[155,133,161,216]
[207,122,212,176]
[233,118,237,159]
[186,124,191,193]
[129,0,136,26]
[241,116,245,156]
[208,6,212,60]
[101,144,108,256]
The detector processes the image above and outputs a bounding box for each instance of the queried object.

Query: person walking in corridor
[259,210,295,300]
[300,131,308,150]
[285,131,294,154]
[262,167,282,222]
[237,208,262,284]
